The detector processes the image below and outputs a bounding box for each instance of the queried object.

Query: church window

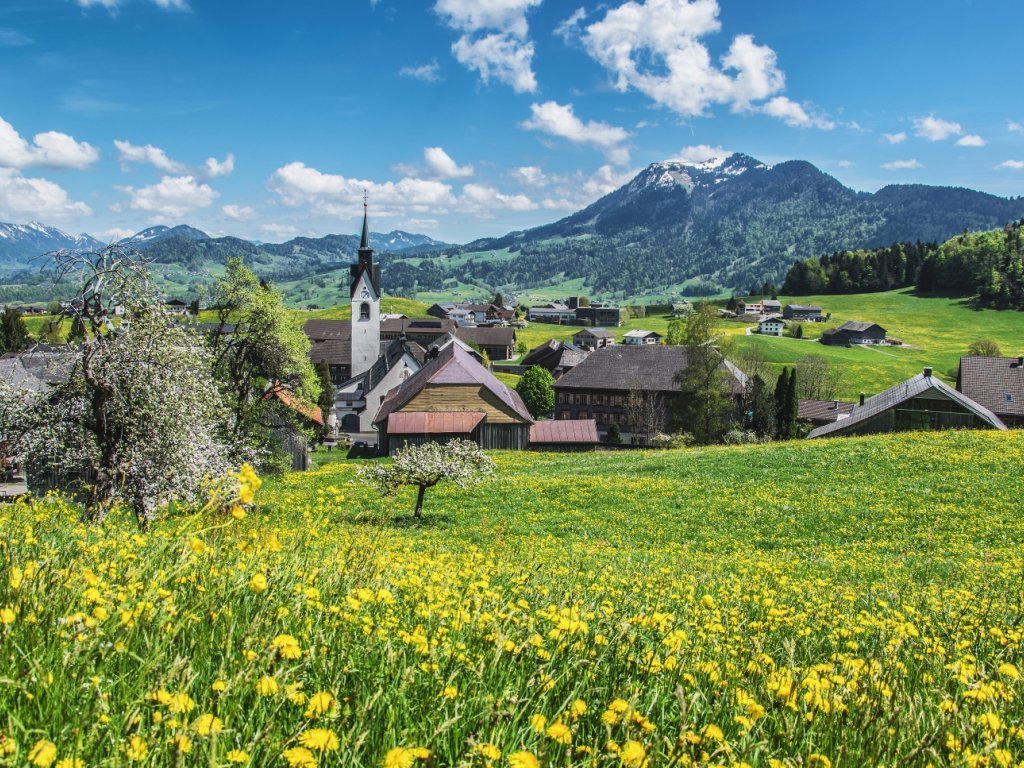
[359,302,370,320]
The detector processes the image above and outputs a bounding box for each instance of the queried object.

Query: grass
[1,430,1023,766]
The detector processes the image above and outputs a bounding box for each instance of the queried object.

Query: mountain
[447,153,1024,295]
[118,224,211,247]
[0,221,104,265]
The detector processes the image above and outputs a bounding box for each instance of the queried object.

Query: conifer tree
[0,306,31,353]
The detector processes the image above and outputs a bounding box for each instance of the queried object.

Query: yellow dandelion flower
[304,691,335,719]
[441,684,458,699]
[55,760,84,768]
[255,676,279,696]
[282,746,317,768]
[383,747,415,768]
[546,720,572,745]
[298,729,339,752]
[476,743,501,760]
[125,736,148,762]
[28,740,57,767]
[508,752,540,768]
[194,714,224,736]
[807,755,832,768]
[997,662,1020,681]
[701,723,723,742]
[249,574,268,593]
[227,749,250,764]
[212,680,227,693]
[1,607,16,625]
[619,740,646,768]
[270,634,303,660]
[530,713,547,733]
[173,735,193,754]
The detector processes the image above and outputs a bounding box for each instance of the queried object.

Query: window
[359,302,370,320]
[1006,393,1015,403]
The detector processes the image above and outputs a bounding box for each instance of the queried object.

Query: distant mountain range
[0,221,449,269]
[445,153,1024,295]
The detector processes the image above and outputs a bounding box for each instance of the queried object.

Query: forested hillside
[783,221,1024,309]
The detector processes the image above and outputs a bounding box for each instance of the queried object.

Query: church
[303,204,475,433]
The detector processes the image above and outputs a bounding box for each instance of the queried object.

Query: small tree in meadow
[358,439,495,519]
[516,365,555,418]
[967,339,1002,358]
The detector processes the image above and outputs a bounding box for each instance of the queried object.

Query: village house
[519,339,589,379]
[757,317,786,337]
[798,399,856,427]
[807,368,1006,439]
[622,330,661,345]
[572,328,614,351]
[453,325,517,361]
[526,303,575,324]
[821,321,887,346]
[552,345,747,442]
[426,302,514,325]
[957,355,1024,428]
[528,419,600,452]
[372,344,534,454]
[575,303,625,327]
[784,304,824,322]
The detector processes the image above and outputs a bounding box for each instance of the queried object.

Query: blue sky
[0,0,1022,244]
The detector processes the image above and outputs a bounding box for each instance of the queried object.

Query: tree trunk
[414,484,426,518]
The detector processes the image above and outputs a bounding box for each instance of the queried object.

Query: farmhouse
[957,355,1024,428]
[526,303,575,324]
[757,317,786,337]
[807,368,1006,439]
[784,304,824,322]
[622,330,661,345]
[553,345,747,441]
[798,399,856,427]
[736,300,763,316]
[453,325,517,361]
[573,328,614,351]
[372,343,533,454]
[520,339,589,379]
[427,302,514,325]
[528,419,600,452]
[575,304,625,327]
[821,321,887,346]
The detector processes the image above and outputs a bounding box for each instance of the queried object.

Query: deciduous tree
[516,365,555,419]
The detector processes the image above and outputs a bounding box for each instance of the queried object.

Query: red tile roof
[386,411,485,434]
[529,419,599,444]
[263,383,324,425]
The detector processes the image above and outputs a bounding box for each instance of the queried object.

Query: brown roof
[554,345,747,394]
[374,343,532,425]
[303,319,349,338]
[381,317,456,335]
[798,398,855,423]
[263,383,324,425]
[387,411,485,434]
[529,419,599,444]
[454,326,516,347]
[958,356,1024,418]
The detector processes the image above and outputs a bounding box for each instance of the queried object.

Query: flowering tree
[0,246,235,527]
[357,439,495,518]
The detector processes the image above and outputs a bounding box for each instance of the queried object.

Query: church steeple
[351,192,381,297]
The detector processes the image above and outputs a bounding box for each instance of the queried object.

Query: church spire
[359,190,371,252]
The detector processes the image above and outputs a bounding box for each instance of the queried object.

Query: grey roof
[958,356,1024,418]
[554,345,747,394]
[341,338,423,392]
[0,346,76,393]
[381,317,456,336]
[837,320,885,333]
[454,325,516,348]
[786,304,822,312]
[521,340,589,372]
[798,398,855,424]
[374,343,532,425]
[807,371,1007,438]
[575,328,614,338]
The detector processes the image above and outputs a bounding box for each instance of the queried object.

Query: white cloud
[579,0,820,129]
[114,139,234,179]
[222,204,256,221]
[1009,120,1023,134]
[98,226,135,242]
[400,61,442,82]
[0,29,34,46]
[759,96,835,129]
[0,168,92,220]
[399,218,440,231]
[554,7,586,41]
[837,160,855,168]
[268,161,457,219]
[913,115,962,141]
[77,0,189,10]
[956,134,986,147]
[997,160,1024,170]
[435,0,541,93]
[0,116,99,170]
[883,132,907,144]
[511,165,549,187]
[121,175,218,219]
[460,183,537,215]
[881,159,923,170]
[204,153,234,177]
[451,33,537,93]
[673,144,729,163]
[424,146,474,178]
[260,223,302,241]
[521,101,632,164]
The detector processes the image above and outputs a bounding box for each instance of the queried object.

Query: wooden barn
[373,344,533,455]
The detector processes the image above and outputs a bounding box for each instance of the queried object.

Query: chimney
[923,367,933,378]
[1017,356,1023,367]
[859,392,865,406]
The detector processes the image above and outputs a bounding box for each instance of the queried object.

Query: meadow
[2,430,1024,767]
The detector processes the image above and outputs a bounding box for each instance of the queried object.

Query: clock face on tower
[360,288,370,299]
